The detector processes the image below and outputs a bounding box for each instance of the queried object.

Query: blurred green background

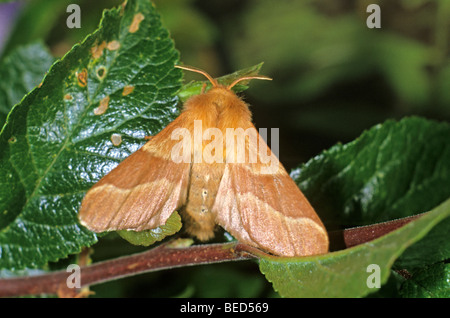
[0,0,448,297]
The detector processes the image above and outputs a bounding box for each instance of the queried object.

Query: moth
[78,65,329,257]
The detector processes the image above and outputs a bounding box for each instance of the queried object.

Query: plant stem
[0,242,254,297]
[0,213,424,297]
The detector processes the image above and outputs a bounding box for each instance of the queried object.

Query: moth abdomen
[182,162,224,240]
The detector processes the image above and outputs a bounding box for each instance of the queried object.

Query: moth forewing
[78,114,193,232]
[213,128,329,256]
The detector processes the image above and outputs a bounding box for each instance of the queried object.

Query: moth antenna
[227,75,272,90]
[175,65,219,88]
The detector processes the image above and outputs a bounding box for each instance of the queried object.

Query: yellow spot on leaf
[94,96,110,115]
[122,85,135,96]
[77,69,88,87]
[111,133,123,146]
[96,66,106,79]
[107,40,120,51]
[129,13,144,33]
[91,41,107,59]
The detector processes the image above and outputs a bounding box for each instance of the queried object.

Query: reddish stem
[0,213,424,297]
[0,242,254,297]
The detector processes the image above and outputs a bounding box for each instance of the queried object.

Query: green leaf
[394,217,450,271]
[0,42,54,128]
[291,117,450,228]
[117,211,182,246]
[0,0,182,270]
[259,198,450,298]
[399,262,450,298]
[290,116,450,275]
[263,117,450,297]
[177,63,266,102]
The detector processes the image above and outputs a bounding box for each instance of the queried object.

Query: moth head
[174,64,272,91]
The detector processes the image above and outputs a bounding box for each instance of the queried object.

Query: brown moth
[78,65,329,257]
